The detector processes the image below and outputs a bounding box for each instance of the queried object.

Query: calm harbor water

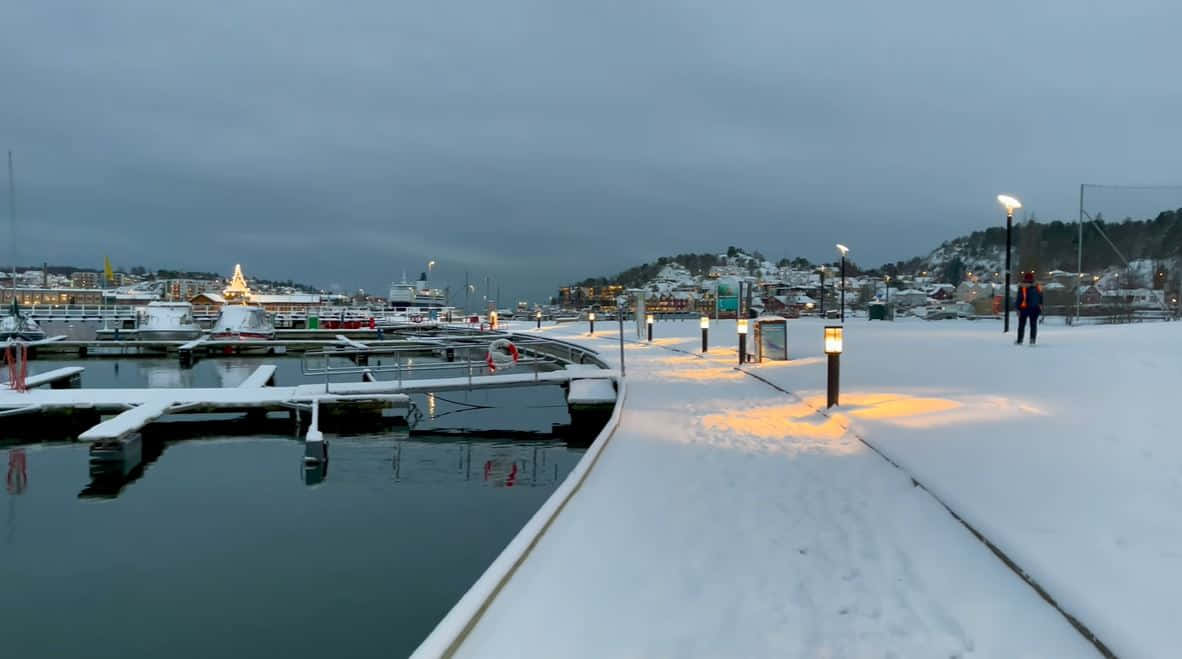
[2,355,586,658]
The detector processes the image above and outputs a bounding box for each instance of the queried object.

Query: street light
[835,244,849,323]
[536,309,542,329]
[588,311,596,335]
[700,315,709,352]
[824,325,844,408]
[427,260,436,277]
[997,194,1022,333]
[646,313,654,342]
[737,318,749,365]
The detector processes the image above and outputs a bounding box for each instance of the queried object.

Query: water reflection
[78,439,167,499]
[392,439,567,487]
[215,360,259,388]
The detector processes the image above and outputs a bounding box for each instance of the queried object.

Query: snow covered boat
[210,305,275,341]
[0,300,46,342]
[137,301,202,341]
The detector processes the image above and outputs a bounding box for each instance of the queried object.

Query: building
[0,287,104,306]
[70,271,101,289]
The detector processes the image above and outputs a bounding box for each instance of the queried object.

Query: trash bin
[308,315,320,329]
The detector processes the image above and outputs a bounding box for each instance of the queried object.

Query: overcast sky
[4,0,1181,302]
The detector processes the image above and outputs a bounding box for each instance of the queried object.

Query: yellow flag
[104,256,114,284]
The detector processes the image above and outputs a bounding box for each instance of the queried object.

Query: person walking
[1016,272,1043,345]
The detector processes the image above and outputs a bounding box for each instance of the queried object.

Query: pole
[738,333,746,366]
[840,257,846,323]
[647,321,652,342]
[8,151,16,306]
[1076,184,1084,323]
[827,353,840,408]
[1005,210,1013,333]
[464,271,469,315]
[617,306,625,377]
[702,326,708,353]
[819,268,825,316]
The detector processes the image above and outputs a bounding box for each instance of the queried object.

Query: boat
[1,300,45,342]
[388,271,446,310]
[210,305,275,341]
[136,301,202,341]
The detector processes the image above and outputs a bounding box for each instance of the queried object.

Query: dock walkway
[416,323,1096,658]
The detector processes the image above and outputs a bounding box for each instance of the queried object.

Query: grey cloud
[3,0,1181,301]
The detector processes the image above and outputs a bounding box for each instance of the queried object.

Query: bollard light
[700,315,709,352]
[824,325,843,407]
[737,318,749,365]
[646,313,654,341]
[489,310,498,330]
[588,311,596,335]
[824,325,843,354]
[536,309,542,329]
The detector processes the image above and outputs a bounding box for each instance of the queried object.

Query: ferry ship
[388,272,446,310]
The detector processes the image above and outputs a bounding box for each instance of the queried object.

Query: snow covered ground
[420,318,1110,658]
[737,316,1182,659]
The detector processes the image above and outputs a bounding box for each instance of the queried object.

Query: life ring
[485,339,519,372]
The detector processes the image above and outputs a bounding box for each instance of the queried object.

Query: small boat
[137,301,203,341]
[0,300,46,342]
[210,305,275,341]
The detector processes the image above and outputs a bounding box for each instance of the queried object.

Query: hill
[569,209,1182,289]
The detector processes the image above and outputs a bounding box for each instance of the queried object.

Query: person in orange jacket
[1016,272,1043,345]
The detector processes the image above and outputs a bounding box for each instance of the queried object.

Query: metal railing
[297,332,609,392]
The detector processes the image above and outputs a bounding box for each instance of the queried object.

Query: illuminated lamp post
[997,194,1022,333]
[737,318,749,365]
[588,311,595,335]
[824,325,844,408]
[646,314,654,342]
[835,244,850,322]
[536,309,542,329]
[700,315,709,353]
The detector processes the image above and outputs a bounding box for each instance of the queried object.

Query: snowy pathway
[421,322,1096,658]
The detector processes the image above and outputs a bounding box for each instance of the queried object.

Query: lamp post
[700,315,709,352]
[997,195,1022,333]
[646,313,654,342]
[536,309,542,329]
[884,275,891,310]
[588,311,595,335]
[824,325,843,408]
[818,267,825,316]
[836,244,849,323]
[428,260,436,278]
[737,318,749,365]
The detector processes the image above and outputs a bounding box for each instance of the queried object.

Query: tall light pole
[818,267,825,316]
[997,195,1022,333]
[836,244,849,323]
[428,260,436,278]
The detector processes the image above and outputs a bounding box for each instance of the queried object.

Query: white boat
[1,301,46,342]
[137,301,202,341]
[210,305,275,341]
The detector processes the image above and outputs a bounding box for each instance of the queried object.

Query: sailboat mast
[8,150,15,297]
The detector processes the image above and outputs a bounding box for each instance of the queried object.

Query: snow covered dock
[416,317,1182,657]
